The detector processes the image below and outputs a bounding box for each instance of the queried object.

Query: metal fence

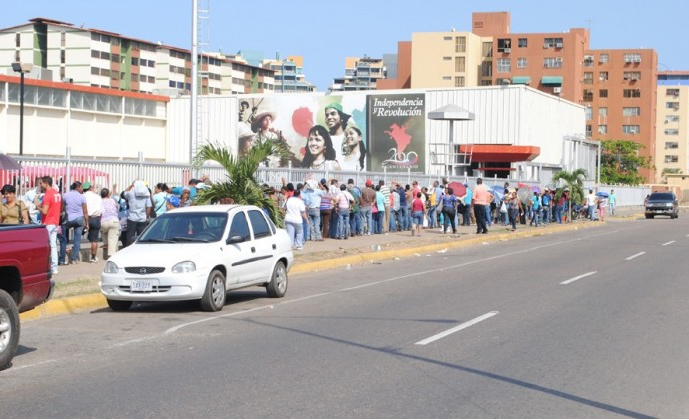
[2,153,651,207]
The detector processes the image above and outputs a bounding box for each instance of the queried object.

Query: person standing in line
[586,189,597,221]
[347,180,362,236]
[360,180,376,235]
[529,191,542,227]
[82,181,103,263]
[508,192,523,231]
[335,184,354,239]
[153,183,170,217]
[411,192,427,237]
[472,177,489,234]
[378,180,391,233]
[440,187,458,235]
[541,188,551,224]
[305,180,324,241]
[99,188,120,260]
[284,189,308,250]
[319,179,334,240]
[460,183,472,226]
[395,183,408,231]
[0,184,29,224]
[608,189,616,216]
[390,186,400,232]
[62,181,89,264]
[33,176,62,275]
[374,185,385,234]
[124,180,152,247]
[598,194,608,221]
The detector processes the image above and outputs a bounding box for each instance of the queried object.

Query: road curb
[20,220,604,321]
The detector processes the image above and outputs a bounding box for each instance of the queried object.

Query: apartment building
[329,56,388,92]
[0,17,276,96]
[262,56,315,93]
[656,72,689,182]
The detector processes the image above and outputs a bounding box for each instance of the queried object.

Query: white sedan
[101,205,294,312]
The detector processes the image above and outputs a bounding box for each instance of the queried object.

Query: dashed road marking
[415,311,499,345]
[560,271,597,285]
[662,241,675,246]
[625,252,646,261]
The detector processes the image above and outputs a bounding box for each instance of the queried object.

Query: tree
[192,139,290,227]
[600,139,653,185]
[552,168,587,222]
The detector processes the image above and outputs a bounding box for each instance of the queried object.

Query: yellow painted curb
[20,293,106,321]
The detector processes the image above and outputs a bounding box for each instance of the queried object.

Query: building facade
[656,72,689,182]
[329,56,389,92]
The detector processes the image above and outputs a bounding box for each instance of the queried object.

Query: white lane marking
[662,241,676,246]
[560,271,597,285]
[625,252,646,261]
[10,359,58,371]
[165,229,626,335]
[415,311,499,345]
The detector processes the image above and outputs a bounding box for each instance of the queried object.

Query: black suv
[645,192,679,219]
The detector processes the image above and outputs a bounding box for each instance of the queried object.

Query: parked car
[0,224,54,370]
[644,192,679,219]
[101,205,294,312]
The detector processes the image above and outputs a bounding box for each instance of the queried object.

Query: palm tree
[192,139,289,227]
[552,168,588,222]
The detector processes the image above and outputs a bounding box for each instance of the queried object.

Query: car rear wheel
[266,261,288,298]
[0,290,20,371]
[200,269,226,312]
[107,299,133,311]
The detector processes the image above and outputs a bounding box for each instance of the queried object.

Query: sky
[2,0,688,91]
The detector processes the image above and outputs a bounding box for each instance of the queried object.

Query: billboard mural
[367,93,426,173]
[237,94,368,171]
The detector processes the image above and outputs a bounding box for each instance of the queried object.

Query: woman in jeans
[284,189,308,250]
[411,192,426,237]
[440,187,458,234]
[508,192,522,231]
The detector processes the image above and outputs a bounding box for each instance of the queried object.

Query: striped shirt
[379,185,391,206]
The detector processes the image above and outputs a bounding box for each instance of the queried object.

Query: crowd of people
[0,176,212,275]
[1,173,618,272]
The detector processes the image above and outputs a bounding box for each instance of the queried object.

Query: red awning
[459,145,540,162]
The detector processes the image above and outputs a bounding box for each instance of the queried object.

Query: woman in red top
[411,192,426,237]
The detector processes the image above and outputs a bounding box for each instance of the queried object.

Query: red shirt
[42,188,62,225]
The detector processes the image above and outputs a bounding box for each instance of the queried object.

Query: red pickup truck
[0,224,54,370]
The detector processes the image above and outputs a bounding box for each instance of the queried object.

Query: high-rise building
[0,17,278,96]
[656,71,689,182]
[262,56,315,93]
[329,56,388,92]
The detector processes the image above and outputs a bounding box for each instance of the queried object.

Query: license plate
[131,280,153,292]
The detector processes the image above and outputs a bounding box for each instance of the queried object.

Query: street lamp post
[11,62,33,155]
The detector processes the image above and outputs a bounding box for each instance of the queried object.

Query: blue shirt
[463,188,472,205]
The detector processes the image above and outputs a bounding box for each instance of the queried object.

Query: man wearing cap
[83,181,103,263]
[324,103,351,162]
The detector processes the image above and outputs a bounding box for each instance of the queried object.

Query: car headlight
[666,203,673,207]
[104,261,119,274]
[172,261,196,273]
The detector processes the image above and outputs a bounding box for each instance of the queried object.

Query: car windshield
[138,212,228,243]
[649,193,674,201]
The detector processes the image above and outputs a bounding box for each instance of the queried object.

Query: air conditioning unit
[555,43,563,48]
[503,48,511,53]
[553,87,562,94]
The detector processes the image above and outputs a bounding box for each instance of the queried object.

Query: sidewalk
[23,206,646,320]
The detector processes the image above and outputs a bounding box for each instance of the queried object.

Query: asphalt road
[2,216,688,418]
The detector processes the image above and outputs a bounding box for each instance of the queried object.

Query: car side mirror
[226,235,245,244]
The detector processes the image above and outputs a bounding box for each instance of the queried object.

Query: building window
[543,37,564,48]
[599,107,608,117]
[622,125,640,134]
[60,50,65,64]
[623,72,641,81]
[15,33,20,47]
[667,88,680,97]
[443,36,452,41]
[583,55,594,67]
[666,102,680,110]
[599,53,609,64]
[455,36,466,53]
[623,89,641,98]
[624,53,641,63]
[455,76,465,87]
[599,71,608,81]
[583,72,593,84]
[517,58,527,68]
[482,42,493,58]
[665,142,679,149]
[666,115,680,122]
[585,107,592,120]
[665,155,679,163]
[664,129,679,135]
[583,89,593,102]
[543,57,563,68]
[598,125,607,134]
[518,38,528,48]
[443,57,452,61]
[497,38,512,53]
[455,56,465,72]
[599,89,608,98]
[586,125,593,137]
[442,76,451,81]
[481,62,492,77]
[497,58,511,73]
[622,107,640,116]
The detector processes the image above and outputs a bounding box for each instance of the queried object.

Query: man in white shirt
[586,189,597,221]
[83,182,103,262]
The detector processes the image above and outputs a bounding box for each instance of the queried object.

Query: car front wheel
[267,261,288,298]
[0,289,20,371]
[107,299,133,311]
[200,269,226,312]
